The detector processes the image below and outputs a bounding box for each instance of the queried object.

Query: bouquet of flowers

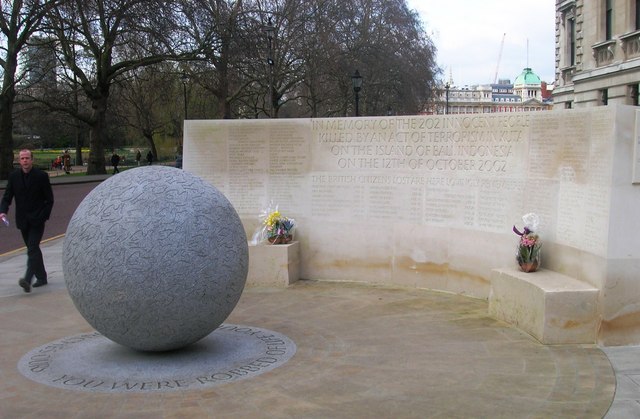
[264,209,295,244]
[513,213,541,272]
[251,202,296,245]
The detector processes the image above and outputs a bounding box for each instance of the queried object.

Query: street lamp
[264,17,275,118]
[181,72,189,120]
[351,69,363,116]
[444,82,450,115]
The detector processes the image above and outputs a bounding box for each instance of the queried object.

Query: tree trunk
[0,94,14,180]
[272,85,280,118]
[223,99,232,119]
[74,126,83,167]
[143,131,158,162]
[86,96,108,175]
[218,61,232,119]
[0,55,17,180]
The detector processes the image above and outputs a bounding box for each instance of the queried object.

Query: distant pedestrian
[0,149,54,293]
[146,150,153,165]
[135,149,142,166]
[111,152,121,174]
[63,150,71,174]
[175,145,183,169]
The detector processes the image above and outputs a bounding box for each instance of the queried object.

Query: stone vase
[519,259,539,273]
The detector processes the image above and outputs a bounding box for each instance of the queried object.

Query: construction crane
[493,33,506,84]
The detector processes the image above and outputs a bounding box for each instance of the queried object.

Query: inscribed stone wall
[184,108,617,293]
[184,106,640,345]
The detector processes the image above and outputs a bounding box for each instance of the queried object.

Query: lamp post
[181,72,189,120]
[444,82,450,115]
[351,69,363,116]
[264,17,275,118]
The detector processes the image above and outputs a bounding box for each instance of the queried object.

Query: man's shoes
[32,280,48,288]
[18,278,31,293]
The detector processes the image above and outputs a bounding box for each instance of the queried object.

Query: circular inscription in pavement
[18,324,296,393]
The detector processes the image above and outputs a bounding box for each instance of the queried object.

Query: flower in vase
[513,213,542,265]
[264,210,295,241]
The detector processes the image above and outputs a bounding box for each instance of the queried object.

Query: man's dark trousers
[20,222,46,283]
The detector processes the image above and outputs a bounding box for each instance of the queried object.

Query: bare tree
[301,0,439,117]
[0,0,59,179]
[112,63,182,160]
[295,0,351,117]
[241,0,312,118]
[179,0,258,119]
[38,0,198,174]
[245,0,439,118]
[355,0,439,115]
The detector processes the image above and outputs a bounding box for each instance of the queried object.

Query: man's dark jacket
[0,168,54,230]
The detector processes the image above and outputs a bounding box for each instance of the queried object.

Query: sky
[406,0,556,86]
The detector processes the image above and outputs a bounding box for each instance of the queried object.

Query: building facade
[554,0,640,108]
[435,68,552,115]
[23,37,57,90]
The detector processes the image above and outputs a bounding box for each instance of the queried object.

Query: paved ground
[1,239,640,418]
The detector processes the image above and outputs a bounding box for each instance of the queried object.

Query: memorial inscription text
[184,109,615,255]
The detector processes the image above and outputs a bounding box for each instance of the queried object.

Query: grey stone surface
[603,345,640,418]
[18,324,296,393]
[62,166,248,351]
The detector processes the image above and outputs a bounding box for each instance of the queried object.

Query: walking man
[0,149,54,293]
[111,151,121,174]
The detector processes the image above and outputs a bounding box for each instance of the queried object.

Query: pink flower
[520,234,537,247]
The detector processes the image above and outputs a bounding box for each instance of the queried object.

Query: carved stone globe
[62,166,248,351]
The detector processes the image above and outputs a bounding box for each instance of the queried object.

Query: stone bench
[246,241,300,287]
[488,267,599,344]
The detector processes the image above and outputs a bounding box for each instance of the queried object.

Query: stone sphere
[62,166,248,351]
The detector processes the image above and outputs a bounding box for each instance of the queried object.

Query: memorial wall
[184,105,640,345]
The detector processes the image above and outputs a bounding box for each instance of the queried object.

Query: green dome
[513,68,541,86]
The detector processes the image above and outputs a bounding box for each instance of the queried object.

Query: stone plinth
[247,241,300,286]
[489,267,599,344]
